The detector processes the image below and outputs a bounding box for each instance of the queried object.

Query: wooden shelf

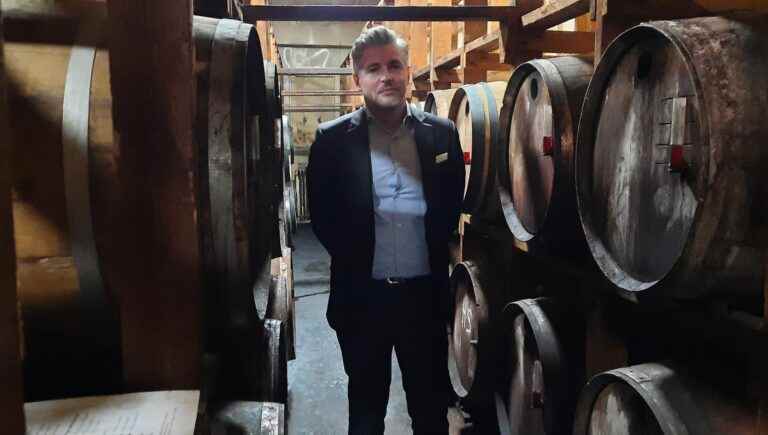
[244,5,524,22]
[465,30,502,55]
[522,0,591,31]
[413,65,431,82]
[434,45,463,71]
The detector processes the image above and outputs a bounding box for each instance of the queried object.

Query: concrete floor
[287,224,412,435]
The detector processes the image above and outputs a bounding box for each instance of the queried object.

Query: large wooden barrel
[5,15,122,400]
[280,115,296,249]
[576,16,768,301]
[424,88,458,118]
[497,57,592,257]
[495,298,584,435]
[448,82,506,215]
[0,8,26,429]
[264,60,284,258]
[210,401,285,434]
[267,249,295,361]
[573,363,762,435]
[194,16,271,399]
[448,260,505,406]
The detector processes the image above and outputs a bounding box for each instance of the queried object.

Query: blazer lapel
[346,109,374,214]
[413,108,436,208]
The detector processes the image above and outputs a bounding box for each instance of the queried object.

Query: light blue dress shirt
[368,105,431,279]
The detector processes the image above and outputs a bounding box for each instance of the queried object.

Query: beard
[367,89,405,110]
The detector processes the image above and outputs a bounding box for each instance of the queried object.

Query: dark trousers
[335,276,451,435]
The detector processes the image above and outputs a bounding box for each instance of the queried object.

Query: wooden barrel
[264,60,284,259]
[194,16,271,399]
[448,260,504,406]
[267,249,295,362]
[495,298,584,435]
[210,401,285,434]
[497,57,592,257]
[448,81,506,215]
[5,15,122,400]
[0,8,26,428]
[576,16,768,301]
[573,363,762,435]
[259,318,288,403]
[280,115,296,249]
[424,88,458,118]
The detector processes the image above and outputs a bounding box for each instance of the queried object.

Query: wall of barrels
[1,3,297,432]
[419,2,768,434]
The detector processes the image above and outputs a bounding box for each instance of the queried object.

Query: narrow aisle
[287,224,410,435]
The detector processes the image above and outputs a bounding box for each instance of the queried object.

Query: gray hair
[350,26,409,72]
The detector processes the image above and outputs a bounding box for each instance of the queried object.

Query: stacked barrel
[4,10,296,421]
[427,13,768,435]
[194,17,296,404]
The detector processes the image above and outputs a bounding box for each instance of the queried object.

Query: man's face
[353,43,409,111]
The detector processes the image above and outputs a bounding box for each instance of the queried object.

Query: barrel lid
[508,69,555,237]
[577,26,704,293]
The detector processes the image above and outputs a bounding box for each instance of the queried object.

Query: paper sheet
[24,390,199,435]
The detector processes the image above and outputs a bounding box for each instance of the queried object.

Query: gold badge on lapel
[435,152,448,164]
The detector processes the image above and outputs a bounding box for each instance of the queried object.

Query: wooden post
[461,0,488,83]
[409,0,429,71]
[251,0,272,62]
[429,0,453,89]
[0,5,25,431]
[107,0,202,390]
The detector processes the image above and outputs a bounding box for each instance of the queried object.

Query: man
[308,26,465,434]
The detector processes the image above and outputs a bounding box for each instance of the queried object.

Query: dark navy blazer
[308,106,465,329]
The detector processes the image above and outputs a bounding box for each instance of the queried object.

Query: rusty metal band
[62,41,106,310]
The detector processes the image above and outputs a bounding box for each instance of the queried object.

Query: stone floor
[286,224,412,435]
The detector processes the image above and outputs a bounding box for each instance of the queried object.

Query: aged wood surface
[498,56,592,257]
[424,88,459,118]
[244,5,525,21]
[107,0,201,390]
[498,298,585,435]
[522,0,590,30]
[574,363,765,435]
[6,12,122,398]
[210,401,285,435]
[449,82,506,215]
[0,5,25,430]
[577,16,768,300]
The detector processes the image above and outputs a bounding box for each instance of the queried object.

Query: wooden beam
[413,65,431,81]
[408,0,429,71]
[434,68,462,83]
[107,0,202,390]
[465,30,501,54]
[1,0,107,46]
[522,0,590,31]
[524,30,594,53]
[278,67,354,76]
[433,46,463,70]
[0,7,25,431]
[499,17,542,66]
[244,5,524,22]
[464,0,490,45]
[593,0,709,62]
